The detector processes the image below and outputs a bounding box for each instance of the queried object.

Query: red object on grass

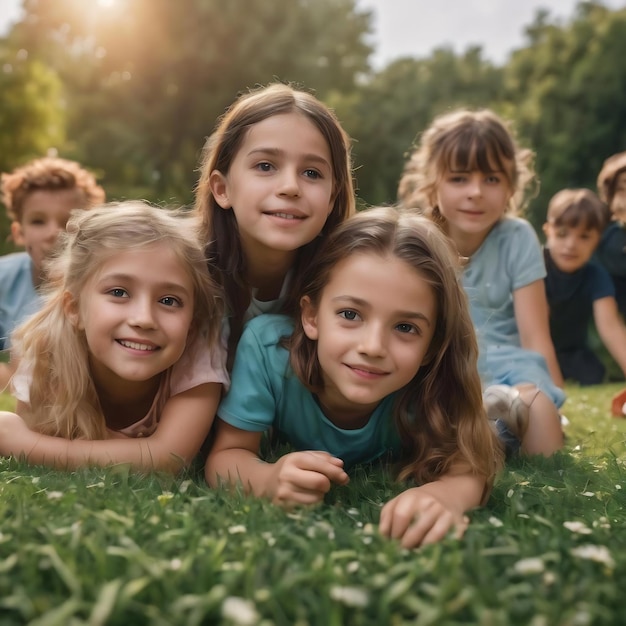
[610,389,626,417]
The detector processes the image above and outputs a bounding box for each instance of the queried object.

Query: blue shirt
[0,252,40,350]
[463,216,546,350]
[218,314,400,469]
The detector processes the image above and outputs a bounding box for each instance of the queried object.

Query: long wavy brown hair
[11,201,223,440]
[288,206,502,490]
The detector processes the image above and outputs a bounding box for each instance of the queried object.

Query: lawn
[0,385,625,625]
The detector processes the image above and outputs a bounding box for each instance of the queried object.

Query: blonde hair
[11,201,223,440]
[194,82,355,357]
[288,206,502,487]
[1,156,105,222]
[398,109,536,223]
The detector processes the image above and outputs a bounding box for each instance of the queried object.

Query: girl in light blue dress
[399,108,565,457]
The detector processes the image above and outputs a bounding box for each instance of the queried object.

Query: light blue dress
[0,252,40,350]
[463,217,566,408]
[217,314,401,469]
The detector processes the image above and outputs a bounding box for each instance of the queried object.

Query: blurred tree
[332,47,504,207]
[504,2,626,231]
[10,0,373,204]
[0,42,65,254]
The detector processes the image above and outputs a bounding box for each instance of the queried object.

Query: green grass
[1,385,625,625]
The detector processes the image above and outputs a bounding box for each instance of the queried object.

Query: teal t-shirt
[0,252,40,351]
[217,314,401,469]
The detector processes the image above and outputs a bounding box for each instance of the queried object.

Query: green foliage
[503,2,626,230]
[335,48,504,206]
[0,384,625,623]
[0,42,65,253]
[10,0,373,206]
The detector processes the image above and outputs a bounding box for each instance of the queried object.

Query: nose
[466,174,483,198]
[277,167,301,197]
[128,297,157,329]
[357,323,387,358]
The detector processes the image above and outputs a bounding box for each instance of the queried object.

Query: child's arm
[513,280,564,386]
[0,382,221,473]
[205,418,349,506]
[378,469,486,549]
[594,296,626,377]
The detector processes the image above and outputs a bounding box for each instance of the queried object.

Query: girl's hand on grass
[379,486,469,549]
[269,451,349,508]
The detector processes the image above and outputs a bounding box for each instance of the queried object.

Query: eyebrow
[247,147,331,169]
[331,295,432,327]
[98,274,192,295]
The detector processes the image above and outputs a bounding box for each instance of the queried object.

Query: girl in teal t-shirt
[206,206,502,549]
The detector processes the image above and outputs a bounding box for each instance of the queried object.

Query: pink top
[12,336,229,438]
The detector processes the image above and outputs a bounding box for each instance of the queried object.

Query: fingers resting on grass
[379,487,469,549]
[270,450,349,508]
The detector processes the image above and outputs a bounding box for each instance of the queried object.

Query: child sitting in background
[0,156,105,389]
[206,207,503,549]
[543,188,626,385]
[398,108,565,457]
[0,201,227,474]
[595,151,626,318]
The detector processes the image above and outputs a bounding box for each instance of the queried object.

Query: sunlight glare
[97,0,118,7]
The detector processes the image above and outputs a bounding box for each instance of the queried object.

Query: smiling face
[543,221,601,273]
[436,168,512,256]
[301,252,437,428]
[11,188,88,286]
[72,242,195,394]
[209,112,335,266]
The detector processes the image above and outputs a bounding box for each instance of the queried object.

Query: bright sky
[1,0,624,66]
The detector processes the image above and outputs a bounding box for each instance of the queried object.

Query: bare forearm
[205,448,276,497]
[1,428,187,474]
[417,472,488,512]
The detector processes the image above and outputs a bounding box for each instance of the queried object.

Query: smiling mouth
[264,211,305,220]
[117,340,158,352]
[347,364,388,376]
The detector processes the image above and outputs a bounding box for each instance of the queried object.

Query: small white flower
[221,596,259,625]
[169,558,182,571]
[347,508,360,516]
[329,585,369,608]
[228,525,246,535]
[347,560,360,574]
[488,516,503,527]
[506,489,514,498]
[46,491,63,500]
[570,544,615,568]
[563,521,592,535]
[580,491,595,498]
[513,557,545,575]
[616,484,622,490]
[31,477,40,484]
[178,480,193,493]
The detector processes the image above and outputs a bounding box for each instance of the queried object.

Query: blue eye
[338,310,359,321]
[160,296,182,307]
[304,169,321,179]
[256,162,273,172]
[109,288,128,298]
[396,323,418,335]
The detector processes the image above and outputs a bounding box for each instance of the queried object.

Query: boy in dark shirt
[543,188,626,385]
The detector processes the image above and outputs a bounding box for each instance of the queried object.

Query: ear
[209,170,232,210]
[62,291,83,329]
[300,295,319,340]
[10,221,25,246]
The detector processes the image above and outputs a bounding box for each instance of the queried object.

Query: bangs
[439,123,515,180]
